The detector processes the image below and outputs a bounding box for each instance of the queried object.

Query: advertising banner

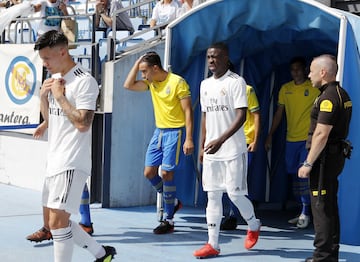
[0,44,42,134]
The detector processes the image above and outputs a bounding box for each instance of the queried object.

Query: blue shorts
[285,141,307,174]
[145,128,185,171]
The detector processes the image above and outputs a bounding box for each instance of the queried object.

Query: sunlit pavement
[1,183,359,262]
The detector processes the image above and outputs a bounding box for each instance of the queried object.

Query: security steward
[298,54,352,262]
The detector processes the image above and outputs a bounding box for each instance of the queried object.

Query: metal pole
[337,16,348,84]
[265,71,275,202]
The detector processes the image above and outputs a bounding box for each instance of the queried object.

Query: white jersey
[46,64,99,177]
[200,70,248,161]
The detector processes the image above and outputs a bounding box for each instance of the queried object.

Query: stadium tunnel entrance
[163,0,360,245]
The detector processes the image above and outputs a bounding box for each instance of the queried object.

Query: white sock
[70,220,105,258]
[166,219,174,225]
[206,191,223,249]
[229,194,260,231]
[51,226,74,262]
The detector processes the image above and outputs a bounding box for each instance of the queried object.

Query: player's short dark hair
[34,30,68,51]
[290,56,306,68]
[140,51,163,69]
[208,42,229,55]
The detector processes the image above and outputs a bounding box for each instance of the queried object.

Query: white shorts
[42,170,88,214]
[202,153,248,195]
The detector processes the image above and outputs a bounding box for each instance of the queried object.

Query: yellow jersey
[147,72,191,128]
[278,79,320,141]
[244,85,260,144]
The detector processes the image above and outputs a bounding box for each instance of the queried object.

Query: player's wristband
[303,160,313,168]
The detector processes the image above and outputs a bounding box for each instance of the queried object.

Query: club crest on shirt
[220,88,226,96]
[304,89,309,96]
[320,99,333,112]
[165,86,171,95]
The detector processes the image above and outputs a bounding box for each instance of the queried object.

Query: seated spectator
[95,0,134,36]
[150,0,179,28]
[177,0,201,16]
[33,0,68,36]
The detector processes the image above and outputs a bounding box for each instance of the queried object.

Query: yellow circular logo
[320,99,333,112]
[5,56,37,105]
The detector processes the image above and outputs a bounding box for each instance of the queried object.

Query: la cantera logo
[5,56,37,105]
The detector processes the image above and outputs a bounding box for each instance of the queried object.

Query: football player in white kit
[35,30,116,262]
[193,42,261,259]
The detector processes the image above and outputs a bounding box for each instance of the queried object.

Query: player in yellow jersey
[265,57,320,229]
[124,51,194,234]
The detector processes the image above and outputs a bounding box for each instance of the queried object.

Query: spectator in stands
[177,0,202,16]
[0,0,21,8]
[33,0,69,36]
[95,0,134,36]
[150,0,179,28]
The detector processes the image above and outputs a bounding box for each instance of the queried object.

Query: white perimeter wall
[314,0,331,6]
[105,42,166,207]
[0,133,47,191]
